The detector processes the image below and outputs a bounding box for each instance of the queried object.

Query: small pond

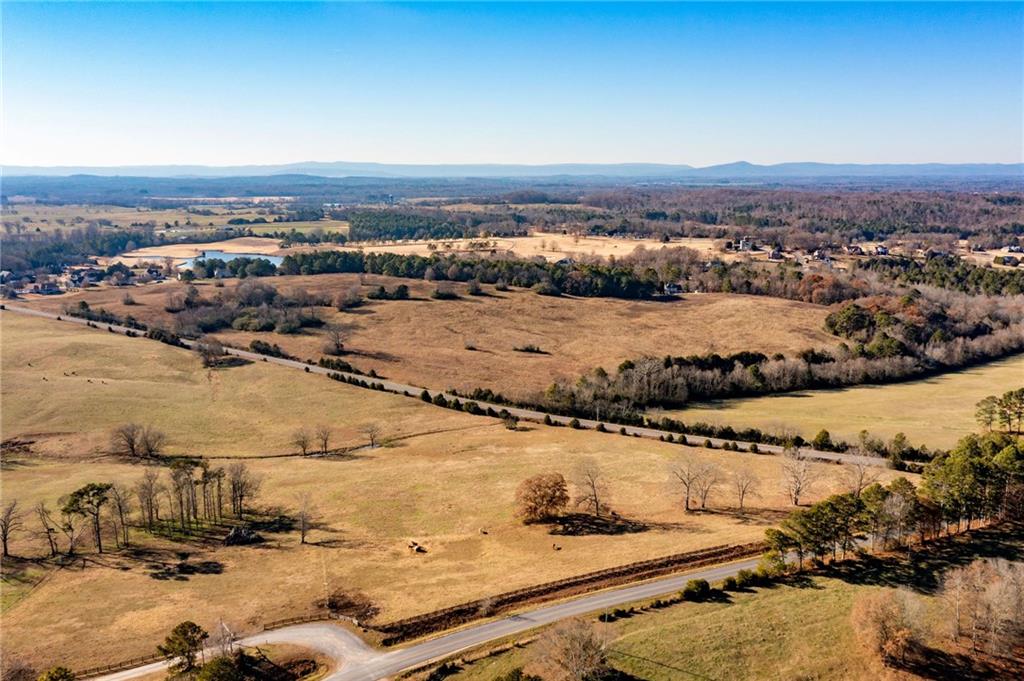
[180,250,285,269]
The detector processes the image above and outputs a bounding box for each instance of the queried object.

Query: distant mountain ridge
[5,161,1022,179]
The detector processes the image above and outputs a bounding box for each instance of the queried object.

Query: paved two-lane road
[94,556,760,681]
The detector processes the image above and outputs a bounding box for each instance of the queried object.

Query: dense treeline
[577,188,1024,249]
[278,250,662,298]
[765,432,1024,571]
[168,280,327,336]
[274,244,887,302]
[256,229,348,246]
[0,224,241,274]
[188,256,278,279]
[545,286,1024,414]
[858,254,1024,296]
[346,209,527,242]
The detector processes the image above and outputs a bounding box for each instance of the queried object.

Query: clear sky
[2,2,1022,167]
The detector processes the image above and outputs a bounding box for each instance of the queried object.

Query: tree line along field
[0,313,910,671]
[17,274,840,399]
[657,353,1024,451]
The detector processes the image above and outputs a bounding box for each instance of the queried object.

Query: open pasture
[314,231,748,263]
[0,313,905,670]
[3,203,273,232]
[17,274,840,398]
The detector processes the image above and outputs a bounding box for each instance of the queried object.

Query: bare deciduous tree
[572,459,608,517]
[110,484,132,548]
[140,426,168,458]
[322,324,347,356]
[35,502,59,557]
[196,338,225,367]
[296,493,317,545]
[111,423,143,458]
[850,589,921,667]
[315,425,333,456]
[694,463,721,511]
[291,428,312,456]
[227,463,261,519]
[781,448,817,506]
[135,468,163,531]
[671,456,706,513]
[845,456,881,496]
[360,423,382,448]
[733,467,760,513]
[1,500,24,557]
[939,557,1024,656]
[535,617,610,681]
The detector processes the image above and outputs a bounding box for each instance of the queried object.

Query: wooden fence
[74,542,763,676]
[76,653,164,679]
[377,541,766,644]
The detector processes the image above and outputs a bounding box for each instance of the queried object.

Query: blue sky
[3,2,1022,166]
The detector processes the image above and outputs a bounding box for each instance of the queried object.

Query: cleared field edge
[657,352,1024,450]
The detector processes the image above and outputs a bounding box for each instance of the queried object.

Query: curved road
[1,304,884,467]
[94,556,760,681]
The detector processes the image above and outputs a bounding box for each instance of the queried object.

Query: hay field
[18,275,840,398]
[248,221,349,235]
[657,353,1024,450]
[0,312,475,457]
[314,232,737,263]
[0,313,905,670]
[1,204,348,239]
[3,204,271,232]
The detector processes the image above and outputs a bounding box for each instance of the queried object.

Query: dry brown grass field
[18,274,839,397]
[3,204,270,231]
[312,232,734,262]
[108,232,754,265]
[2,204,349,238]
[0,313,907,671]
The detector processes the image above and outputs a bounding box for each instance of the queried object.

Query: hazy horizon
[3,2,1022,167]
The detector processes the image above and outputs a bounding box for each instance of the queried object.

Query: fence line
[73,543,763,676]
[377,541,765,644]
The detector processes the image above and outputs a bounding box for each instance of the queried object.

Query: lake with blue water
[180,250,285,269]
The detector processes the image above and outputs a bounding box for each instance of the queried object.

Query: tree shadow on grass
[146,558,224,580]
[824,524,1024,595]
[210,356,253,369]
[892,644,1012,681]
[548,513,648,536]
[608,650,715,680]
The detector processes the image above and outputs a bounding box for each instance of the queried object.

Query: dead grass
[17,275,838,398]
[0,313,905,670]
[0,312,476,457]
